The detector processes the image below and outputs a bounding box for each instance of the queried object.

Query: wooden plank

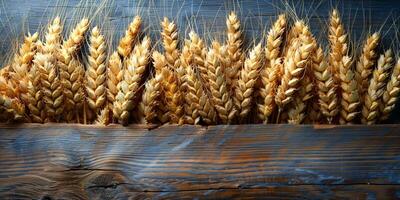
[0,124,399,199]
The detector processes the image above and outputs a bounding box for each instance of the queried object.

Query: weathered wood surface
[0,124,399,199]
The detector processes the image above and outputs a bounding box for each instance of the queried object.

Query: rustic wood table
[0,124,399,199]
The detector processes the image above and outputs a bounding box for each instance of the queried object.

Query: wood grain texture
[0,124,399,199]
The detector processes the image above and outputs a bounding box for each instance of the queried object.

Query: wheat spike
[189,31,208,83]
[152,51,169,123]
[329,9,348,83]
[141,73,163,124]
[207,41,237,124]
[26,64,44,123]
[355,32,380,97]
[288,74,313,124]
[275,21,315,110]
[256,15,286,123]
[107,52,123,114]
[117,16,142,58]
[361,49,393,124]
[86,27,107,117]
[37,17,63,122]
[313,46,339,123]
[226,12,244,91]
[62,18,89,53]
[184,65,204,124]
[161,17,180,69]
[380,58,400,121]
[163,67,184,124]
[234,43,263,121]
[63,58,85,122]
[0,94,25,121]
[9,32,39,106]
[114,36,151,125]
[95,107,110,125]
[339,56,360,124]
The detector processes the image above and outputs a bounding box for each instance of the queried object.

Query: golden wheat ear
[0,94,25,122]
[339,56,360,124]
[329,9,348,84]
[10,32,39,107]
[234,43,263,122]
[207,41,237,124]
[141,73,163,124]
[355,32,380,98]
[361,49,394,124]
[86,26,107,120]
[257,14,287,123]
[38,17,64,122]
[313,46,339,124]
[117,16,142,58]
[106,51,123,122]
[226,11,244,93]
[380,58,400,121]
[113,36,151,125]
[152,51,170,124]
[161,17,180,69]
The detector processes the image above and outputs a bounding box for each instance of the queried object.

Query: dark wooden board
[0,124,399,199]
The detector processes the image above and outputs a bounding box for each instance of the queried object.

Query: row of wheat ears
[0,9,399,125]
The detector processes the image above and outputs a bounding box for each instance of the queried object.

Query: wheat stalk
[226,12,244,92]
[161,17,180,69]
[234,43,263,121]
[275,21,315,110]
[117,16,142,58]
[141,73,163,124]
[361,49,393,124]
[38,17,63,122]
[380,58,400,121]
[313,46,339,123]
[329,9,348,83]
[355,32,380,97]
[86,27,107,117]
[339,56,360,124]
[207,41,237,124]
[114,36,151,125]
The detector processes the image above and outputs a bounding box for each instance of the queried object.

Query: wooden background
[0,124,400,199]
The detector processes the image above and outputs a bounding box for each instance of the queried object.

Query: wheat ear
[207,41,237,124]
[114,36,151,125]
[64,58,85,122]
[234,43,263,121]
[361,49,393,124]
[86,27,107,116]
[10,32,39,106]
[275,21,315,110]
[288,75,313,124]
[95,107,110,125]
[189,31,208,83]
[355,32,380,97]
[161,17,180,69]
[257,14,286,123]
[226,12,244,91]
[184,65,204,125]
[339,56,360,124]
[141,73,163,124]
[106,52,123,116]
[62,18,89,53]
[0,94,25,121]
[117,16,142,58]
[163,67,184,124]
[38,17,63,121]
[380,58,400,121]
[26,64,44,123]
[152,51,169,123]
[313,46,339,123]
[329,9,348,83]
